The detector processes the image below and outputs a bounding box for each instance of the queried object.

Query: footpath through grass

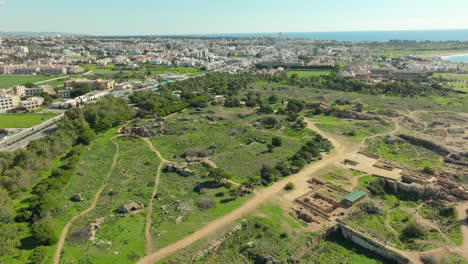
[61,136,161,264]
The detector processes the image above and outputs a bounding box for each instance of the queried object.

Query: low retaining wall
[338,222,409,264]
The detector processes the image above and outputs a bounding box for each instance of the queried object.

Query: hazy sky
[0,0,467,35]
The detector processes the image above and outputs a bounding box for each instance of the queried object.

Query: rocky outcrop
[398,134,450,156]
[165,162,194,176]
[192,224,242,260]
[70,194,84,202]
[88,217,105,241]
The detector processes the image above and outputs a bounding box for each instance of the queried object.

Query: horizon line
[1,28,468,37]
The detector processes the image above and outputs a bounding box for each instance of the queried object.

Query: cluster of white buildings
[0,85,53,112]
[0,64,83,76]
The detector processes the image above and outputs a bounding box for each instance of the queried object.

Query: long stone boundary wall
[398,134,450,156]
[338,221,409,264]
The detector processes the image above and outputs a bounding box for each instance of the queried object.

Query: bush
[196,198,215,210]
[422,167,435,174]
[31,219,58,246]
[181,148,212,158]
[401,221,425,239]
[29,246,48,264]
[284,182,295,191]
[272,137,282,147]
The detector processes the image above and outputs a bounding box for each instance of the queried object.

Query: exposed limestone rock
[70,194,84,202]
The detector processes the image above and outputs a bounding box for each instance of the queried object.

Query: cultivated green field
[0,76,61,88]
[0,113,59,128]
[286,70,331,78]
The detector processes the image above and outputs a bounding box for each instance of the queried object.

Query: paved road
[1,125,58,151]
[0,113,64,152]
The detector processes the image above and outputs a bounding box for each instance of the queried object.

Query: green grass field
[0,113,59,128]
[250,82,468,113]
[0,76,61,88]
[61,136,161,264]
[149,107,317,182]
[150,165,252,251]
[312,114,395,141]
[286,70,331,78]
[364,136,443,169]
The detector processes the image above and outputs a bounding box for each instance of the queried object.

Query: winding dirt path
[137,120,355,264]
[142,138,167,254]
[53,136,121,264]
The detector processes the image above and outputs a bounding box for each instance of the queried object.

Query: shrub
[284,182,295,191]
[181,148,212,158]
[401,221,425,239]
[29,246,48,264]
[272,137,282,147]
[31,219,57,246]
[196,198,215,210]
[422,167,435,174]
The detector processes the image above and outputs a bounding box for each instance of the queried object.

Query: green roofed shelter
[341,190,366,207]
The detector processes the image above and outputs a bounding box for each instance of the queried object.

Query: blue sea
[197,29,468,42]
[442,54,468,63]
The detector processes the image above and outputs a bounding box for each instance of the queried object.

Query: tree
[284,182,295,191]
[23,82,34,88]
[422,167,435,174]
[31,219,58,246]
[0,223,20,256]
[224,97,241,107]
[267,144,274,153]
[0,188,13,222]
[272,137,282,147]
[228,187,242,200]
[29,246,48,264]
[261,116,279,129]
[208,168,231,183]
[401,221,425,239]
[245,99,257,108]
[70,84,92,98]
[268,94,279,104]
[259,104,274,114]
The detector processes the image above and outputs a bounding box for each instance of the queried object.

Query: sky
[0,0,467,35]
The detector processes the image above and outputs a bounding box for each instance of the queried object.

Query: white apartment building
[39,67,67,75]
[19,97,44,111]
[0,95,20,112]
[57,88,72,98]
[24,85,56,96]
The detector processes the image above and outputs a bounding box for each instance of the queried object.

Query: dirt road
[137,120,357,264]
[53,137,121,264]
[142,138,167,254]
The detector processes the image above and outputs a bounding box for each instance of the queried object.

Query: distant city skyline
[0,0,467,36]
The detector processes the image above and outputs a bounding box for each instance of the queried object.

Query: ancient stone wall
[338,222,409,264]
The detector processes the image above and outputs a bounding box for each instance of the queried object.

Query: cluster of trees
[69,83,92,98]
[129,90,210,117]
[269,74,447,97]
[256,135,332,186]
[0,95,133,258]
[164,73,261,96]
